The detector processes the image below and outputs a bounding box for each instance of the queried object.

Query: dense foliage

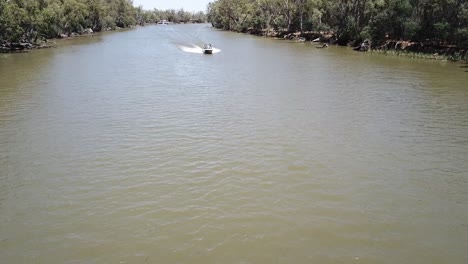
[0,0,207,42]
[207,0,468,47]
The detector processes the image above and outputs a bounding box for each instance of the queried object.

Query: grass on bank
[369,49,468,62]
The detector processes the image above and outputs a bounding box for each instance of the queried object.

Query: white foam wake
[178,44,203,54]
[178,44,222,54]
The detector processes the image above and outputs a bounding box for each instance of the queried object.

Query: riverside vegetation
[207,0,468,61]
[0,0,206,52]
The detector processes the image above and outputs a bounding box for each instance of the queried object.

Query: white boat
[202,44,213,54]
[157,20,169,25]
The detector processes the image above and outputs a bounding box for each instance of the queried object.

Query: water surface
[1,24,468,263]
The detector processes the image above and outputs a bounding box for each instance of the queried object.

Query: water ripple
[1,24,468,264]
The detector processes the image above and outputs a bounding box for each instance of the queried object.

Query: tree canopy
[0,0,207,43]
[207,0,468,47]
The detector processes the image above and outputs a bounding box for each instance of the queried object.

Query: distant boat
[202,44,213,54]
[157,20,169,25]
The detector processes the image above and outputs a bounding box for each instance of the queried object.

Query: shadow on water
[0,50,29,54]
[0,52,52,90]
[460,64,468,72]
[52,34,105,48]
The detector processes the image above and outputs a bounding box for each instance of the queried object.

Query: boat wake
[178,44,221,54]
[178,44,203,54]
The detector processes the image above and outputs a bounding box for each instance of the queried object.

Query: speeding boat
[202,44,213,54]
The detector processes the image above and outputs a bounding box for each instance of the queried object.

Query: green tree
[62,0,88,34]
[0,1,29,42]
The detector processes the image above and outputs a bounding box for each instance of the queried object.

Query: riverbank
[207,0,468,62]
[0,42,56,53]
[1,26,129,53]
[369,48,467,62]
[1,22,209,54]
[225,27,468,63]
[0,0,207,53]
[364,40,467,62]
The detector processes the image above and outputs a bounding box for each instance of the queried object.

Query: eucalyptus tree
[206,0,468,46]
[1,0,207,44]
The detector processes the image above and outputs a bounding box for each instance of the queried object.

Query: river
[1,24,467,263]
